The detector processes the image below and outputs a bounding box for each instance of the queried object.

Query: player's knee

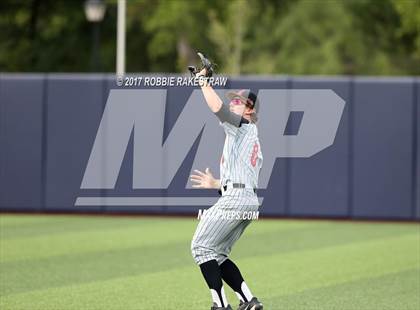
[217,255,229,265]
[191,241,216,265]
[191,240,203,263]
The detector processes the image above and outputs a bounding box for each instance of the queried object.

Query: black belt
[221,183,257,194]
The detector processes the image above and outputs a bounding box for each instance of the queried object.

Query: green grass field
[0,214,419,310]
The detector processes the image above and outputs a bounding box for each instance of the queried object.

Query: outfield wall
[0,74,418,220]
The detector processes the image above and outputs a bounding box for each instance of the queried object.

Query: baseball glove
[188,52,215,78]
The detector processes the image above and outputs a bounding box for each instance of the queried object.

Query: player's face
[229,98,247,116]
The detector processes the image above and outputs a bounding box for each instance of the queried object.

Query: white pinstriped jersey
[219,122,263,188]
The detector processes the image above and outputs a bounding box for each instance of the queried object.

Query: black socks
[199,260,227,307]
[220,259,253,302]
[199,259,254,306]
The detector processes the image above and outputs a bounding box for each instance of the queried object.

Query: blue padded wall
[0,75,44,210]
[289,77,351,217]
[0,74,418,220]
[44,75,105,211]
[352,78,414,219]
[101,75,166,214]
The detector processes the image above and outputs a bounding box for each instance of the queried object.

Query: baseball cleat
[211,303,233,310]
[237,297,263,310]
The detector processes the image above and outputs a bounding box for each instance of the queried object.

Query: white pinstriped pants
[191,188,260,265]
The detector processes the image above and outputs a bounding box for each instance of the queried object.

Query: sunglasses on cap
[230,98,244,106]
[230,97,255,108]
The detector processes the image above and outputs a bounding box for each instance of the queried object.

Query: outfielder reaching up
[189,54,263,310]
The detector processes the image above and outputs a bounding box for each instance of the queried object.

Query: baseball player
[189,54,263,310]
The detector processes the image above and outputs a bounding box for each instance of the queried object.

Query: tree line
[0,0,418,75]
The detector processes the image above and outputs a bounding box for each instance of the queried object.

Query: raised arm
[197,68,248,127]
[197,68,223,113]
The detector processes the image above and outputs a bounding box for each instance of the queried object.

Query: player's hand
[187,52,214,78]
[195,68,208,87]
[196,68,207,77]
[190,168,219,189]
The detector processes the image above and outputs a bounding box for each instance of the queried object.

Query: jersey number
[250,142,259,167]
